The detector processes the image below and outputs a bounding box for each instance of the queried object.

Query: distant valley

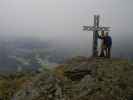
[0,36,133,72]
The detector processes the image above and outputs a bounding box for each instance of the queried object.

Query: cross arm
[83,26,111,31]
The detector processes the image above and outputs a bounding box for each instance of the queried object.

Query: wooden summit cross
[83,15,110,57]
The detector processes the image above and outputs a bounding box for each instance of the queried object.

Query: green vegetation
[0,72,35,100]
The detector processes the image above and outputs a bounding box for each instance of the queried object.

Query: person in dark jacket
[105,32,112,58]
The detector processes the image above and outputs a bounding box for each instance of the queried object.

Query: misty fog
[0,0,133,58]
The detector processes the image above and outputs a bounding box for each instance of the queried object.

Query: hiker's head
[101,31,105,36]
[105,32,109,36]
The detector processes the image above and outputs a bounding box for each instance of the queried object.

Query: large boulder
[64,61,97,81]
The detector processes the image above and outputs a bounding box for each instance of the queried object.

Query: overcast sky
[0,0,133,51]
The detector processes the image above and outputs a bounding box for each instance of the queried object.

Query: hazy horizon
[0,0,133,57]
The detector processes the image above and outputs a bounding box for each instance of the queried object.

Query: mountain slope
[2,57,133,100]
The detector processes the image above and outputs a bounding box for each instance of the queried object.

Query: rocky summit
[1,56,133,100]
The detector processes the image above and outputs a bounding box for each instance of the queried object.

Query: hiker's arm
[110,37,112,46]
